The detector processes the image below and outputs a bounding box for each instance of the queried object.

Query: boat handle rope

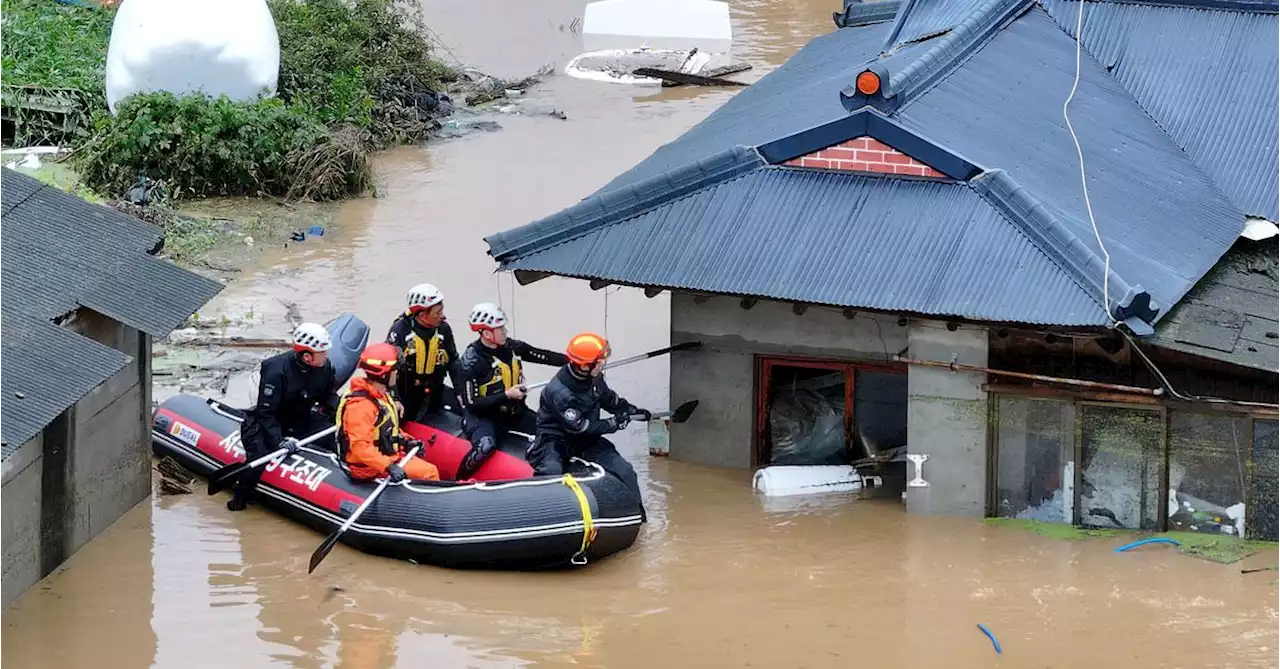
[562,474,596,566]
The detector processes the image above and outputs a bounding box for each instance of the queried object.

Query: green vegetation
[1,0,114,145]
[983,518,1126,540]
[1161,531,1274,564]
[77,93,371,201]
[271,0,457,149]
[4,0,456,200]
[985,518,1278,564]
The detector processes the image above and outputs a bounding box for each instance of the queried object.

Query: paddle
[523,341,703,392]
[207,426,339,495]
[633,400,699,424]
[308,440,428,574]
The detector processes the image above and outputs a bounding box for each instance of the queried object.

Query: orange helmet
[359,343,399,378]
[566,333,610,366]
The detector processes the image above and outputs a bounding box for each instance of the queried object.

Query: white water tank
[105,0,281,113]
[752,465,867,497]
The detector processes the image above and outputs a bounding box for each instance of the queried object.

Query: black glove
[386,463,407,483]
[613,413,631,431]
[396,435,423,450]
[633,408,652,421]
[280,437,301,455]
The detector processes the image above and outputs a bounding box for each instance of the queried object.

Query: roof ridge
[1079,0,1278,14]
[843,0,1033,112]
[970,169,1160,334]
[486,146,765,261]
[834,0,902,28]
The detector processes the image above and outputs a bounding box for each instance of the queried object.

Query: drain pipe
[893,355,1165,396]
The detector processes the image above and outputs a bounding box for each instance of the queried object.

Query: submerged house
[1,169,223,608]
[485,0,1279,539]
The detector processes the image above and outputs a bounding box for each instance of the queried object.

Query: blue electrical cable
[977,623,1002,655]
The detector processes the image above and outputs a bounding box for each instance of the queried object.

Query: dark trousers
[401,382,460,423]
[232,413,332,497]
[458,410,536,479]
[528,436,645,522]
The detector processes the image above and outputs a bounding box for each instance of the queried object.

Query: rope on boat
[562,474,597,565]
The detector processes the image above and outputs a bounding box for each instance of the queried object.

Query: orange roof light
[855,70,881,95]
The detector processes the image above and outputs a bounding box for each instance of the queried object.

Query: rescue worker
[337,343,441,482]
[228,322,340,511]
[456,302,569,480]
[529,333,650,520]
[385,283,463,422]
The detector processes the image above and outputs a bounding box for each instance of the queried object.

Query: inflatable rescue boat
[151,314,643,569]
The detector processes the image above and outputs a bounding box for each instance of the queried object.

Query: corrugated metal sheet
[1,315,131,453]
[1043,0,1279,220]
[503,167,1106,326]
[834,0,902,28]
[890,0,985,45]
[0,169,224,451]
[597,21,933,192]
[895,6,1246,324]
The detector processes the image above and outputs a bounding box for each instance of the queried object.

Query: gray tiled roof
[1,169,224,453]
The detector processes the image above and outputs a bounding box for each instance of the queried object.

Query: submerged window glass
[994,397,1075,523]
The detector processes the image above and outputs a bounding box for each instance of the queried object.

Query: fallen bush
[270,0,458,148]
[75,92,372,200]
[6,0,455,200]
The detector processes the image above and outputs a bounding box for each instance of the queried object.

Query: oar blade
[207,463,248,495]
[669,400,699,424]
[309,530,343,574]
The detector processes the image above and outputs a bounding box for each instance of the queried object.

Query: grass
[984,517,1126,540]
[984,518,1279,564]
[1,0,113,94]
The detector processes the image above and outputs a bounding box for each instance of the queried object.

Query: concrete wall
[2,434,44,609]
[905,320,989,516]
[668,293,906,468]
[1,310,152,610]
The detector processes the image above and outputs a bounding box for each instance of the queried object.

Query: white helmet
[292,322,332,353]
[406,283,444,313]
[468,302,507,332]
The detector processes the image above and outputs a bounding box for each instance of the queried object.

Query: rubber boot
[226,487,251,511]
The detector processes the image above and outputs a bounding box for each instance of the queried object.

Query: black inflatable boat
[151,314,643,569]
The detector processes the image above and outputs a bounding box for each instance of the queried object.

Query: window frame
[753,354,906,467]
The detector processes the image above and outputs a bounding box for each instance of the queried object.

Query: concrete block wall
[2,435,45,609]
[1,316,151,610]
[905,320,990,516]
[668,293,906,468]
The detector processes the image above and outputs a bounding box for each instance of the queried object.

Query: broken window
[1248,419,1278,541]
[994,397,1075,523]
[765,365,847,466]
[1079,405,1163,530]
[1167,411,1251,537]
[756,358,907,467]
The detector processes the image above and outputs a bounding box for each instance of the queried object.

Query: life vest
[410,331,444,376]
[403,313,447,377]
[477,354,523,411]
[335,388,401,462]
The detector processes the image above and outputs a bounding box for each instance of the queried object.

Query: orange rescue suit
[337,376,440,481]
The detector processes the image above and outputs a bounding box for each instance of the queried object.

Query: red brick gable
[783,136,946,178]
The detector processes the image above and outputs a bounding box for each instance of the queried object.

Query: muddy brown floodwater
[5,1,1278,667]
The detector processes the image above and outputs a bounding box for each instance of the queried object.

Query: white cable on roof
[1063,0,1118,328]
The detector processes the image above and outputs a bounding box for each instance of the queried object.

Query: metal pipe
[893,355,1165,396]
